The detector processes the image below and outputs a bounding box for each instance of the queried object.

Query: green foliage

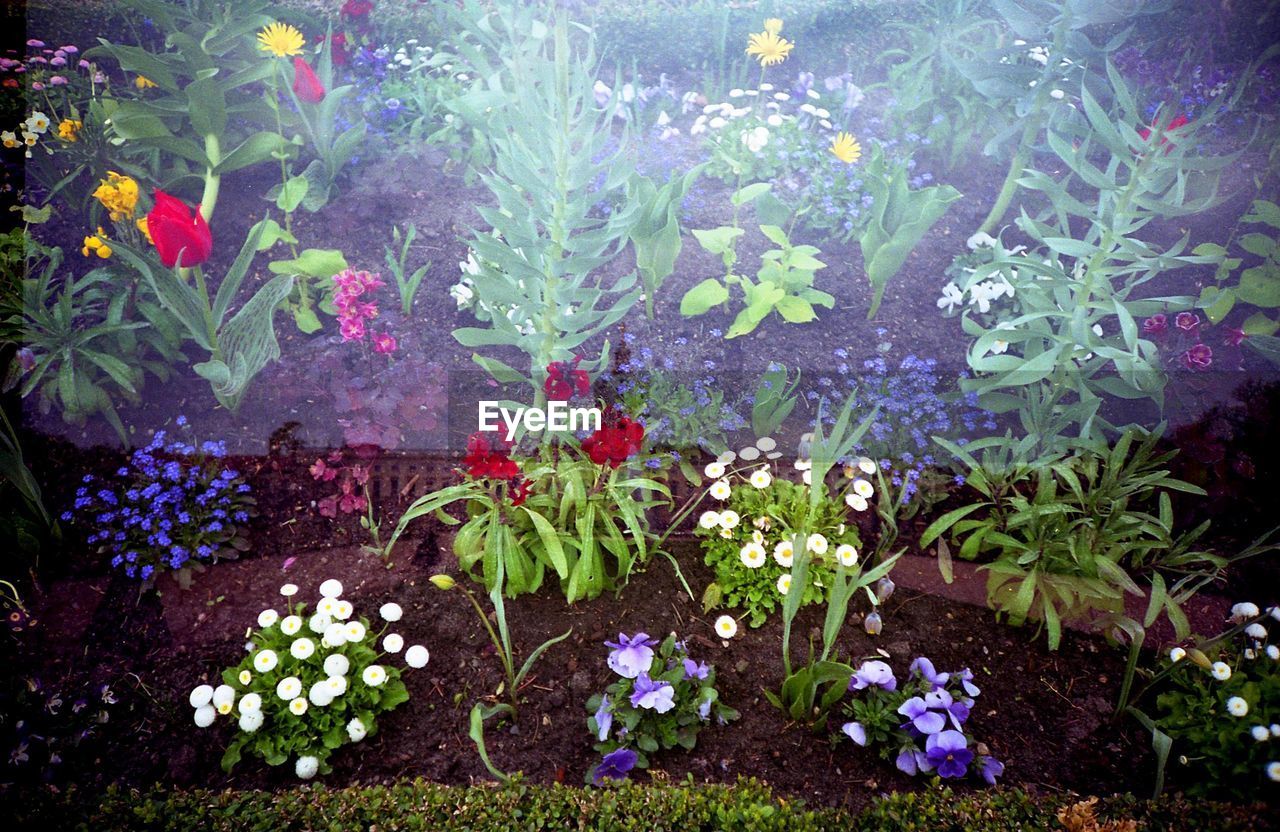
[1194,199,1280,365]
[696,474,861,628]
[857,145,961,319]
[267,246,347,333]
[920,429,1219,650]
[586,633,738,780]
[627,164,703,318]
[751,363,801,438]
[384,224,432,316]
[115,219,294,412]
[0,407,59,559]
[681,214,834,338]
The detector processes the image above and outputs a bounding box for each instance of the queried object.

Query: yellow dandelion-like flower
[57,118,82,142]
[764,18,783,35]
[257,22,305,58]
[134,75,157,89]
[746,30,794,67]
[830,132,862,164]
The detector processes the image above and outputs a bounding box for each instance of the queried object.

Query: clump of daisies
[585,632,737,785]
[188,579,429,779]
[694,438,867,627]
[1142,601,1279,799]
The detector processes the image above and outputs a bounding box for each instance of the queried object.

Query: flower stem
[199,133,221,222]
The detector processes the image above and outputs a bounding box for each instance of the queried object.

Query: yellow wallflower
[92,171,140,222]
[82,227,112,259]
[746,30,794,67]
[136,216,153,245]
[830,132,862,164]
[764,18,783,35]
[257,22,305,57]
[57,118,82,142]
[134,75,157,89]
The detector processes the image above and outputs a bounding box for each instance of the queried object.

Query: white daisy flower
[380,603,403,622]
[857,457,877,474]
[751,529,764,544]
[802,470,812,485]
[323,654,350,677]
[309,681,334,707]
[699,511,722,529]
[194,704,216,728]
[238,710,264,733]
[323,623,348,648]
[362,665,387,687]
[280,615,303,636]
[316,597,337,616]
[319,579,344,599]
[739,543,767,568]
[189,685,214,709]
[347,717,368,742]
[327,675,349,696]
[750,469,773,489]
[290,638,315,660]
[704,462,726,479]
[1267,645,1279,660]
[807,534,828,555]
[280,583,299,597]
[405,645,430,668]
[345,621,366,643]
[773,540,794,567]
[1246,623,1268,640]
[333,600,354,621]
[1252,725,1270,741]
[714,615,738,639]
[257,609,279,628]
[852,479,874,499]
[212,685,236,715]
[1227,696,1249,717]
[239,693,262,713]
[1211,662,1232,681]
[794,458,812,471]
[1231,602,1260,621]
[776,574,792,595]
[1169,647,1186,663]
[289,697,309,716]
[383,633,405,653]
[308,613,331,634]
[719,510,740,530]
[295,755,319,779]
[709,479,731,500]
[1268,761,1280,782]
[836,544,858,568]
[238,669,252,686]
[276,677,303,700]
[253,650,279,673]
[846,493,868,512]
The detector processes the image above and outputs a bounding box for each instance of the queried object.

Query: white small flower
[308,613,331,634]
[966,231,998,250]
[802,470,812,485]
[257,609,279,628]
[194,704,216,728]
[1211,661,1232,681]
[772,540,794,567]
[280,583,299,597]
[238,669,253,686]
[857,458,877,475]
[767,113,783,127]
[212,685,236,714]
[189,685,214,709]
[714,615,738,639]
[1268,761,1280,782]
[276,676,302,701]
[937,282,964,313]
[347,717,368,742]
[1267,645,1279,660]
[719,510,740,530]
[1246,623,1268,640]
[742,125,769,153]
[327,675,349,696]
[290,638,315,660]
[836,544,859,568]
[384,633,405,653]
[333,600,354,621]
[709,116,726,129]
[1227,696,1249,717]
[1246,648,1257,660]
[774,91,790,101]
[319,579,344,599]
[1169,647,1186,663]
[309,681,335,707]
[239,693,262,713]
[806,89,820,99]
[295,755,319,779]
[750,469,773,489]
[316,597,337,616]
[704,462,726,478]
[1231,602,1260,621]
[1253,725,1270,741]
[728,88,744,98]
[846,493,868,512]
[323,623,348,647]
[345,621,366,643]
[1271,606,1280,622]
[238,709,264,733]
[289,696,308,716]
[776,574,792,595]
[362,665,387,687]
[807,534,828,555]
[380,603,403,622]
[852,479,874,499]
[323,654,350,677]
[699,511,721,529]
[1273,724,1280,737]
[280,615,303,636]
[253,650,279,673]
[1049,88,1065,100]
[739,543,767,569]
[709,479,731,500]
[405,645,430,668]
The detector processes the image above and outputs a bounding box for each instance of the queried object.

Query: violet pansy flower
[594,694,613,741]
[954,667,981,698]
[897,696,946,734]
[895,747,932,775]
[909,657,949,689]
[925,730,973,779]
[979,755,1005,785]
[849,659,897,692]
[682,658,710,681]
[605,632,657,679]
[841,721,868,746]
[630,672,676,713]
[593,747,637,784]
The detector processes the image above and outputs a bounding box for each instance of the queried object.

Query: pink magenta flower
[372,333,397,354]
[49,75,67,85]
[1175,311,1200,332]
[1182,343,1213,371]
[1224,327,1246,347]
[1142,313,1167,335]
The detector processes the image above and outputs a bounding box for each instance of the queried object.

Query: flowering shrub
[331,268,396,351]
[586,632,737,784]
[189,578,429,779]
[1145,602,1280,799]
[838,656,1003,786]
[695,459,862,627]
[61,418,253,586]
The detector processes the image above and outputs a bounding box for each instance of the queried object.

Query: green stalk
[975,116,1036,236]
[199,133,221,222]
[460,583,519,716]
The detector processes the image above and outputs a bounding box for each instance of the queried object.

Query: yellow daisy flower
[134,75,157,89]
[746,30,794,67]
[257,22,305,58]
[764,18,783,35]
[57,118,82,142]
[830,132,862,164]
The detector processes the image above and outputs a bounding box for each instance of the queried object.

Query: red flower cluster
[463,431,519,480]
[1138,113,1189,153]
[340,0,374,18]
[292,57,325,103]
[582,412,644,468]
[148,190,212,268]
[544,356,590,401]
[317,32,350,66]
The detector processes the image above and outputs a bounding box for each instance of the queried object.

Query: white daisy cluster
[188,579,429,779]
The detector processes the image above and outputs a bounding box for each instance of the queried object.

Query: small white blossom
[253,650,279,673]
[836,544,859,568]
[1253,725,1270,741]
[257,609,279,628]
[704,462,726,479]
[323,623,348,647]
[280,615,302,636]
[189,685,213,709]
[280,583,298,597]
[333,600,354,621]
[319,579,344,599]
[1246,623,1268,640]
[852,479,874,499]
[344,621,366,643]
[1231,602,1260,621]
[295,755,319,779]
[698,511,721,529]
[714,615,738,639]
[1267,645,1279,660]
[347,717,368,742]
[739,543,767,569]
[276,676,302,700]
[289,697,308,716]
[212,685,236,715]
[1169,647,1186,663]
[776,574,792,595]
[773,540,794,567]
[937,283,964,313]
[709,479,731,500]
[194,705,216,728]
[309,681,334,707]
[362,665,387,687]
[1268,761,1280,782]
[1227,696,1249,717]
[323,654,350,677]
[380,603,403,622]
[1211,661,1232,681]
[290,638,315,660]
[750,469,773,489]
[807,534,828,555]
[405,645,430,668]
[719,510,740,530]
[308,613,331,634]
[238,710,264,733]
[383,633,405,653]
[239,693,262,713]
[846,493,869,512]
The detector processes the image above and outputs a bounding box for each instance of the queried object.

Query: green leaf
[731,182,771,206]
[774,295,816,323]
[679,278,729,316]
[275,175,309,213]
[268,248,347,279]
[185,76,227,138]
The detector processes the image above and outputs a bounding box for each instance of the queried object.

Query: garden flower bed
[3,0,1280,826]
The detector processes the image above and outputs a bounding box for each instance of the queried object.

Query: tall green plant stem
[458,582,520,716]
[200,133,221,222]
[976,117,1037,236]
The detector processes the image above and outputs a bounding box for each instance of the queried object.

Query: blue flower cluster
[61,418,254,582]
[814,347,996,498]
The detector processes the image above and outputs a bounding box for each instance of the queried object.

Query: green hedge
[6,778,1273,832]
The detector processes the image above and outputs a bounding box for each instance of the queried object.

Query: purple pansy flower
[849,659,897,692]
[979,755,1004,785]
[605,632,657,679]
[593,747,637,784]
[682,658,710,681]
[630,672,676,713]
[897,696,946,734]
[895,747,932,775]
[841,721,868,746]
[594,694,612,741]
[909,657,949,690]
[697,697,712,721]
[925,730,973,779]
[954,667,980,698]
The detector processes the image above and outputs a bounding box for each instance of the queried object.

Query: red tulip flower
[292,57,325,104]
[582,413,645,468]
[147,190,212,268]
[544,355,590,401]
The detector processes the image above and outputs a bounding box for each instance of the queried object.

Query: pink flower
[1224,327,1246,347]
[372,332,397,354]
[31,82,43,91]
[339,318,366,341]
[49,56,65,67]
[310,458,338,482]
[1182,343,1213,371]
[26,39,45,48]
[49,75,67,85]
[1142,314,1167,335]
[1175,311,1200,332]
[318,495,339,518]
